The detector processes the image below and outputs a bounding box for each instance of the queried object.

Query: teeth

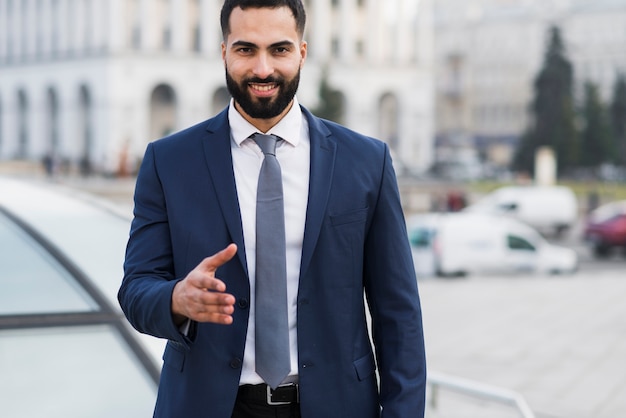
[250,84,276,92]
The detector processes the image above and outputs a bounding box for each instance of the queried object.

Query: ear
[299,41,307,66]
[221,42,227,61]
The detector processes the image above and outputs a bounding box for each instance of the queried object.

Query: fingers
[172,278,236,325]
[184,290,236,324]
[171,244,238,325]
[187,244,237,291]
[198,243,238,274]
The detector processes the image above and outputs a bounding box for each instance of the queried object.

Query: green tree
[579,82,614,169]
[512,26,578,176]
[610,74,626,165]
[312,70,345,124]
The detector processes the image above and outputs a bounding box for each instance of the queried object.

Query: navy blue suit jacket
[118,106,426,417]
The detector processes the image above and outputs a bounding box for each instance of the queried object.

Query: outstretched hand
[171,244,237,325]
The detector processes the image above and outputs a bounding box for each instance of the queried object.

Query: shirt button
[238,298,249,309]
[230,358,242,369]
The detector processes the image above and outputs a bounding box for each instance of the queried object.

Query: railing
[427,371,536,418]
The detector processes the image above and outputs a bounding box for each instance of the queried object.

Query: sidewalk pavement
[419,271,626,418]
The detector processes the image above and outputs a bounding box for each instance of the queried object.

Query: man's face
[222,6,307,125]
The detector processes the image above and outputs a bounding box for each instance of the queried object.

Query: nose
[252,53,274,79]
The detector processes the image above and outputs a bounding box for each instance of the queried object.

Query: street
[419,232,626,418]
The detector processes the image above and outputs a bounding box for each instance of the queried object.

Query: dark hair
[220,0,306,40]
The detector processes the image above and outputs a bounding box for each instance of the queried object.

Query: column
[13,0,22,60]
[395,0,412,65]
[50,0,59,56]
[90,0,104,53]
[0,0,7,61]
[57,0,69,56]
[365,0,381,63]
[107,0,125,52]
[73,0,86,54]
[40,0,51,58]
[140,0,156,51]
[416,0,434,68]
[310,0,331,62]
[23,0,37,59]
[200,0,221,57]
[339,0,356,63]
[170,0,189,52]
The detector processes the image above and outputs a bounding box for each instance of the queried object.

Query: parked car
[408,212,578,277]
[464,185,579,237]
[0,176,164,418]
[583,200,626,257]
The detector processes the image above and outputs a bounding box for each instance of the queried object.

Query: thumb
[200,243,238,272]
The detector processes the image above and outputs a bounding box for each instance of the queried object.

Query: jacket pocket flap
[353,353,376,381]
[163,341,186,372]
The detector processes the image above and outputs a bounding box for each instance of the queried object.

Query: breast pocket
[330,207,368,227]
[325,208,369,288]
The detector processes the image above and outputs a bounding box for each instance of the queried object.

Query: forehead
[226,6,300,45]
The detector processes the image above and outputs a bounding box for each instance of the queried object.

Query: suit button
[238,298,249,309]
[230,358,242,369]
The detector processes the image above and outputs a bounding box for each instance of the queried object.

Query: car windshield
[0,325,156,418]
[0,204,158,418]
[0,212,97,314]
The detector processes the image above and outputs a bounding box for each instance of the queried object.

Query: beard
[225,66,300,119]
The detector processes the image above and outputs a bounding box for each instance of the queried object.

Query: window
[507,235,535,252]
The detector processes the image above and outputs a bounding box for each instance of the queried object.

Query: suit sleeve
[363,144,427,417]
[118,143,193,346]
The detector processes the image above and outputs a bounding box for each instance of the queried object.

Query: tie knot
[252,133,279,156]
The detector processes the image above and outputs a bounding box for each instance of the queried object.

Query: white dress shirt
[228,97,310,385]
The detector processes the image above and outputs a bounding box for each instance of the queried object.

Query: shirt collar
[228,97,302,147]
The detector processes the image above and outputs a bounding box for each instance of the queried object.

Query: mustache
[245,76,283,84]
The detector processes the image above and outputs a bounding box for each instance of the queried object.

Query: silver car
[0,176,164,418]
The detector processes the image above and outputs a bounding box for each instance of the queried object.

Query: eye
[273,47,290,55]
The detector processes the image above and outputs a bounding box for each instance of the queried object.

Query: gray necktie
[252,133,291,389]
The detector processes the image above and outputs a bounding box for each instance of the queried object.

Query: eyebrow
[231,40,296,49]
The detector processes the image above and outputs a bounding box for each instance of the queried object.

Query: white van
[408,212,578,277]
[464,185,579,236]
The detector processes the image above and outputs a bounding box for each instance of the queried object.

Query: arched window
[379,93,399,151]
[46,87,60,155]
[17,89,29,159]
[149,84,177,140]
[211,87,231,115]
[78,85,93,175]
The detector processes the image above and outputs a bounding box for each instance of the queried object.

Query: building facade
[433,0,626,176]
[0,0,434,176]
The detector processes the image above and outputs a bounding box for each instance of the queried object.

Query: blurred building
[433,0,626,178]
[0,0,434,176]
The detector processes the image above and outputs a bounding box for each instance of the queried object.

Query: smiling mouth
[249,83,278,93]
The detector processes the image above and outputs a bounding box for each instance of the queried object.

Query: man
[118,0,427,417]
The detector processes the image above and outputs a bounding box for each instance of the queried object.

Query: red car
[584,200,626,257]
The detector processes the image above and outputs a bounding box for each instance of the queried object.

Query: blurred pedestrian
[42,152,55,177]
[118,1,426,417]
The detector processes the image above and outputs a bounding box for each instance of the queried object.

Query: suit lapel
[300,109,336,278]
[201,110,248,275]
[199,107,336,279]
